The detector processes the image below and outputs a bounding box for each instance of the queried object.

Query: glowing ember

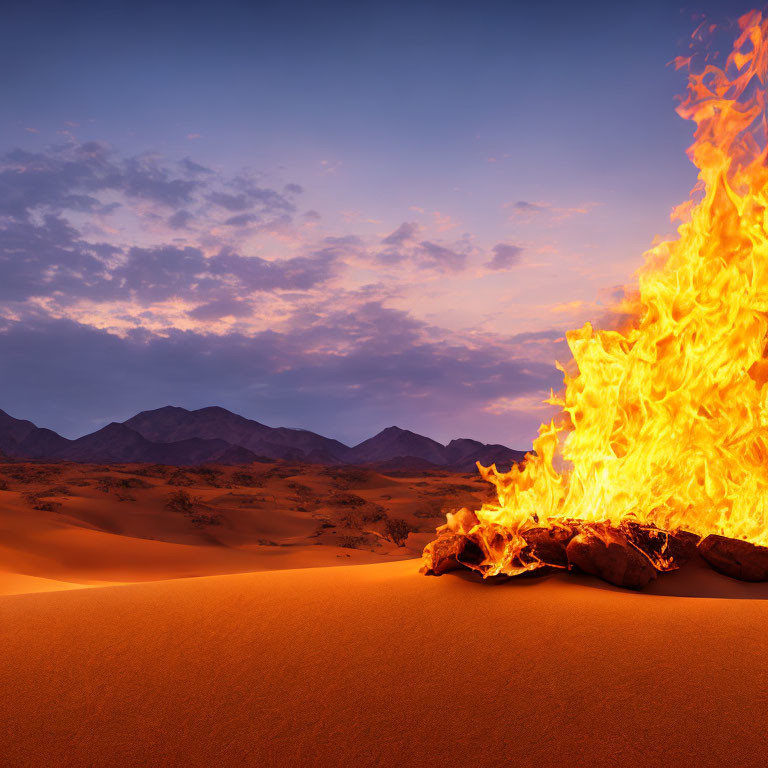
[425,11,768,580]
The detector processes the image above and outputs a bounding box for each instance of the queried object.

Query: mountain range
[0,405,528,471]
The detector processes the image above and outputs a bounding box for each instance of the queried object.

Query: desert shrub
[23,487,68,512]
[259,465,300,481]
[168,470,195,486]
[231,471,263,487]
[131,464,170,478]
[189,466,223,486]
[32,500,62,512]
[165,490,196,514]
[165,490,222,527]
[338,534,370,549]
[339,502,387,529]
[361,505,387,523]
[189,512,222,527]
[287,481,319,506]
[320,467,373,490]
[96,476,149,493]
[1,465,62,484]
[339,509,363,529]
[0,479,8,491]
[414,508,443,519]
[383,518,413,547]
[327,491,366,507]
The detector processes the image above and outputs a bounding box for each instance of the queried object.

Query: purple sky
[0,0,755,445]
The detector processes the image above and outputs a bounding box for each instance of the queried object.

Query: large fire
[425,11,768,582]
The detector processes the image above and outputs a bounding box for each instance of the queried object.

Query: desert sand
[1,461,767,766]
[1,557,767,767]
[0,461,484,594]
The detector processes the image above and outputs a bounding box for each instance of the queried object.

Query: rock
[521,525,577,568]
[621,522,700,571]
[566,524,657,589]
[668,529,701,564]
[420,532,484,575]
[698,534,768,581]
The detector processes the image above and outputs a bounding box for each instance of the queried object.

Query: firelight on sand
[425,11,768,581]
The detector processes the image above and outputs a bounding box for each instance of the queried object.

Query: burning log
[421,532,484,576]
[620,522,700,571]
[698,535,768,582]
[423,518,704,589]
[521,524,577,568]
[565,524,657,589]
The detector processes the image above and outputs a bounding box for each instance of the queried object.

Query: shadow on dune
[449,559,768,600]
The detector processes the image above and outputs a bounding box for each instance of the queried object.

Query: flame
[439,11,768,577]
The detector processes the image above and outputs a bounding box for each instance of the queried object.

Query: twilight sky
[0,0,755,445]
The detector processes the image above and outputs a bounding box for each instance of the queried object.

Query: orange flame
[441,11,768,576]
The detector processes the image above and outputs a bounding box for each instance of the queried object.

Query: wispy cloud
[485,243,523,270]
[505,199,602,222]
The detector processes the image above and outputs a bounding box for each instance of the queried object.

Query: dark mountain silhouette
[443,438,527,472]
[351,429,526,472]
[56,422,263,465]
[349,426,447,464]
[125,406,351,462]
[0,405,529,469]
[0,409,69,458]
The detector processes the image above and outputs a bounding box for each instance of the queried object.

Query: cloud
[0,143,341,310]
[224,213,260,227]
[0,313,561,444]
[0,143,199,221]
[0,140,572,446]
[509,200,549,215]
[179,157,212,176]
[375,225,472,272]
[382,221,419,246]
[417,240,466,272]
[187,297,254,321]
[208,248,339,292]
[0,214,116,301]
[505,199,601,222]
[167,210,194,229]
[112,246,208,302]
[486,243,523,270]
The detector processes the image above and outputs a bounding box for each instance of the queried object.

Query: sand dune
[0,461,486,594]
[2,559,767,767]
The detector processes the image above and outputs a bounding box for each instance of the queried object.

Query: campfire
[424,11,768,589]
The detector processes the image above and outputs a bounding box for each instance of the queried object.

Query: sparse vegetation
[23,485,70,512]
[287,481,319,507]
[96,476,150,493]
[338,504,386,529]
[383,518,413,547]
[231,470,263,487]
[165,490,222,527]
[165,489,196,515]
[328,491,366,507]
[0,464,63,484]
[131,464,170,478]
[338,534,371,549]
[259,465,301,481]
[188,466,223,486]
[168,470,195,486]
[321,466,373,489]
